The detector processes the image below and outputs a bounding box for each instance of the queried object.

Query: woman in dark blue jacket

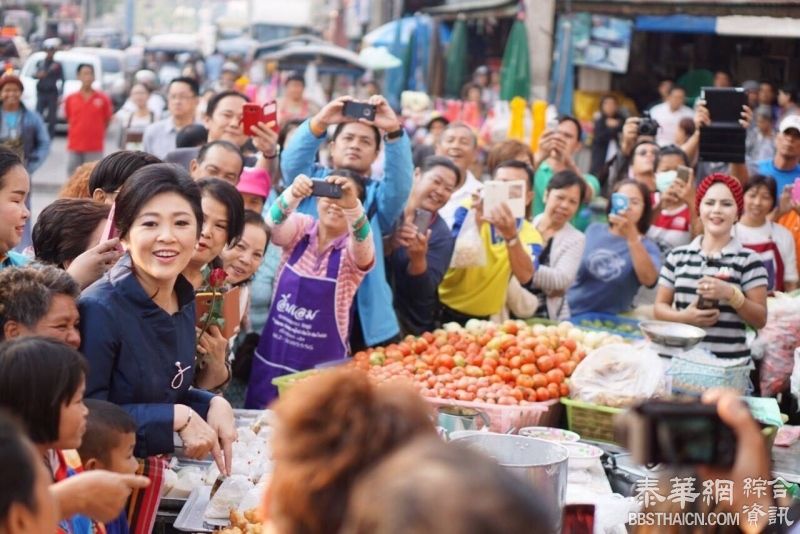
[78,164,236,527]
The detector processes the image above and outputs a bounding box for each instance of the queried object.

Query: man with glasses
[142,76,200,159]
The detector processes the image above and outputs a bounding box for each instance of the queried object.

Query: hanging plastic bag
[450,208,486,269]
[751,294,800,396]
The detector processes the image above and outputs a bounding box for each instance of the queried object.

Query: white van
[19,50,103,130]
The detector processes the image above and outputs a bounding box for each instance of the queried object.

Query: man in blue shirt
[280,95,412,350]
[753,115,800,191]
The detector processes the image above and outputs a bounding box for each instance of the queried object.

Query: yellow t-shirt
[439,207,543,317]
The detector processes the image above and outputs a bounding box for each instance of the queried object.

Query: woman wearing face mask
[735,174,798,293]
[182,178,245,392]
[525,171,587,320]
[655,174,768,359]
[567,180,661,316]
[245,171,374,408]
[79,165,237,531]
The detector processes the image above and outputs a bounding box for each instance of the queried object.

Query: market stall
[157,310,800,532]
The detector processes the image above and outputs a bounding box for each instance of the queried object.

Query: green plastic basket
[561,398,624,443]
[271,369,319,397]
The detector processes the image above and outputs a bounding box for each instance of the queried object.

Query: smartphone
[99,203,119,244]
[242,102,279,136]
[343,101,377,121]
[676,165,691,183]
[310,179,343,199]
[610,193,629,215]
[792,178,800,204]
[701,87,747,125]
[195,286,242,339]
[616,401,737,467]
[413,208,433,234]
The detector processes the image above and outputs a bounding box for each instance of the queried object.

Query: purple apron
[245,236,347,408]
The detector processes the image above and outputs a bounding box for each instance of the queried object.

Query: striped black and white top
[659,236,768,359]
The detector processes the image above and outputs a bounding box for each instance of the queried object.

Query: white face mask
[655,170,677,193]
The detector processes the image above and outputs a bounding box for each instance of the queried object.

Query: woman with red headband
[654,174,768,359]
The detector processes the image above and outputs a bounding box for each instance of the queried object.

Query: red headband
[695,173,744,216]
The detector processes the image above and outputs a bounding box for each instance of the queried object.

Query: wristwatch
[384,127,404,141]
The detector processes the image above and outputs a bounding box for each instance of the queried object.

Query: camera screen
[655,414,718,464]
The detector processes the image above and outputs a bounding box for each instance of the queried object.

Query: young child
[77,399,139,534]
[236,167,271,214]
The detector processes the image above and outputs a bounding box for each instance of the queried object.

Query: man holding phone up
[385,156,461,335]
[439,161,543,324]
[279,95,412,350]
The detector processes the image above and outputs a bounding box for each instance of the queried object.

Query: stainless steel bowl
[639,320,706,348]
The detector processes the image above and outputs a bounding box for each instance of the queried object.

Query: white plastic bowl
[560,442,604,470]
[519,427,580,442]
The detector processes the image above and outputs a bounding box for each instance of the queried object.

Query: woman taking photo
[181,177,245,392]
[655,174,768,359]
[734,174,798,293]
[526,170,587,320]
[567,179,661,316]
[79,164,236,531]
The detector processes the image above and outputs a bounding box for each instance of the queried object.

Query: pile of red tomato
[352,320,588,405]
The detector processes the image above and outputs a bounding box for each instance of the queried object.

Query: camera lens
[363,108,370,117]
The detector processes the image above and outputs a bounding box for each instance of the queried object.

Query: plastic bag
[450,209,486,269]
[204,475,254,520]
[569,344,667,407]
[751,294,800,396]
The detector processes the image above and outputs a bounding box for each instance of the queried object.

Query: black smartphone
[701,87,747,126]
[343,101,377,121]
[310,179,343,199]
[616,401,737,467]
[413,208,433,234]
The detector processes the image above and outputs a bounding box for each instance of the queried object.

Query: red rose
[209,267,228,288]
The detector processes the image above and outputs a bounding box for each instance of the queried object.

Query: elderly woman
[655,174,768,359]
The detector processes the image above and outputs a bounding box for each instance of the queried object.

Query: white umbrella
[358,46,402,71]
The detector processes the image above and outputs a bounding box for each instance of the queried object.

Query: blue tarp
[635,15,717,34]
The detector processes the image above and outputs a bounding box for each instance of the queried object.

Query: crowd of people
[0,45,798,533]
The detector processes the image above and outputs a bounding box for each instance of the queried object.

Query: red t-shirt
[64,90,112,152]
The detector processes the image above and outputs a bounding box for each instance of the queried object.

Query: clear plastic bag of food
[569,344,667,407]
[204,475,254,520]
[450,209,486,269]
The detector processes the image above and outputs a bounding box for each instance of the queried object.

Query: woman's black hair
[0,337,88,445]
[0,411,38,520]
[33,199,111,268]
[494,159,535,186]
[114,163,203,240]
[0,146,23,190]
[196,177,245,247]
[176,124,209,148]
[607,179,653,235]
[547,170,588,204]
[88,150,162,195]
[278,119,304,150]
[744,174,778,211]
[328,168,368,203]
[243,210,269,252]
[658,144,690,167]
[419,155,462,189]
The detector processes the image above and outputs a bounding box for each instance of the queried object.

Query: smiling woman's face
[192,194,229,267]
[122,192,198,284]
[700,183,738,236]
[220,222,267,284]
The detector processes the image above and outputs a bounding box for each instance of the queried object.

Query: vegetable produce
[352,320,612,405]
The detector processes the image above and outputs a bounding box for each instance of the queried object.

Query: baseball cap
[742,80,759,92]
[779,115,800,135]
[236,168,270,199]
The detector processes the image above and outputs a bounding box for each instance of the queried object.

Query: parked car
[19,50,103,131]
[70,47,127,108]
